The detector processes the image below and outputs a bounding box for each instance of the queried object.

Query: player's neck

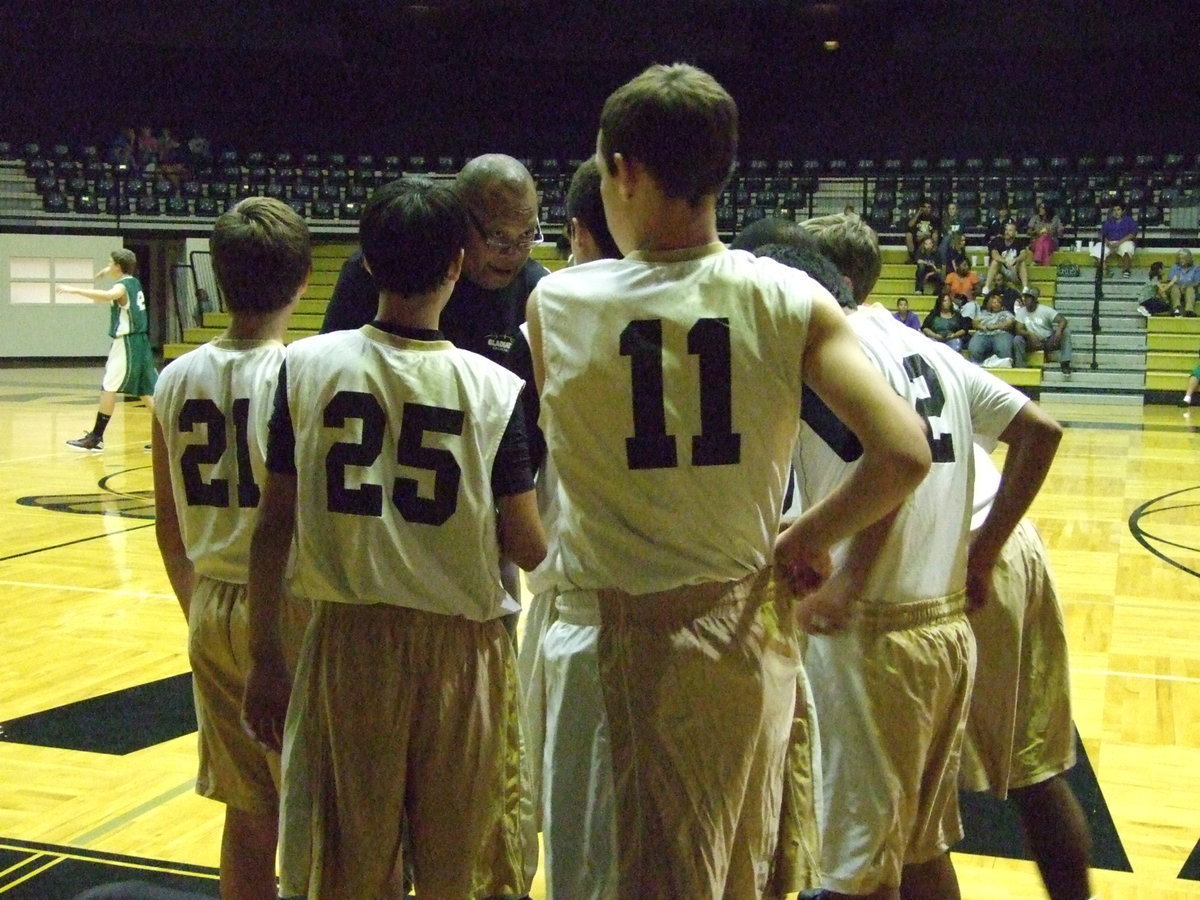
[224,307,292,342]
[375,292,443,331]
[628,197,719,253]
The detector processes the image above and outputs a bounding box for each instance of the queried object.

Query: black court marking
[0,674,195,755]
[0,838,217,898]
[1128,486,1200,579]
[956,729,1132,872]
[1181,837,1200,880]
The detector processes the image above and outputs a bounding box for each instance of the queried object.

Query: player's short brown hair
[211,197,311,314]
[599,63,737,205]
[799,213,882,305]
[110,248,137,275]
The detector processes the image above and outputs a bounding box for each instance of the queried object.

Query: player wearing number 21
[152,197,314,900]
[242,177,546,900]
[525,63,930,898]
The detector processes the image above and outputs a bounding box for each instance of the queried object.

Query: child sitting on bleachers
[1137,262,1172,317]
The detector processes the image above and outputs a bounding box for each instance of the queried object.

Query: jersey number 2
[325,392,463,525]
[902,353,955,463]
[620,317,742,470]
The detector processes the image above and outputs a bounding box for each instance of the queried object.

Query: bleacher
[5,142,1200,246]
[5,139,1198,403]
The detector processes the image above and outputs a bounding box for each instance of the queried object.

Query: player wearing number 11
[242,177,546,900]
[525,63,931,897]
[152,196,314,900]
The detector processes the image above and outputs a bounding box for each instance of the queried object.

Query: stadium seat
[301,152,321,167]
[105,195,132,216]
[65,175,87,196]
[194,196,218,217]
[74,194,99,214]
[42,191,68,213]
[208,181,231,201]
[291,183,313,201]
[312,199,335,218]
[34,174,58,194]
[248,165,271,184]
[245,151,267,167]
[274,151,295,168]
[264,182,286,200]
[285,198,306,217]
[318,183,342,202]
[136,196,161,215]
[165,195,190,216]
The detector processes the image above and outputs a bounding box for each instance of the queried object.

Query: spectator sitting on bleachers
[1165,249,1199,317]
[986,222,1032,294]
[1026,202,1064,265]
[968,292,1017,366]
[922,292,969,352]
[904,197,940,263]
[108,128,136,168]
[938,200,962,265]
[943,232,968,274]
[986,270,1022,312]
[983,201,1018,245]
[1138,261,1173,317]
[135,126,159,170]
[1014,285,1073,377]
[946,255,981,301]
[1179,349,1200,407]
[1090,202,1137,277]
[893,297,921,329]
[914,235,943,293]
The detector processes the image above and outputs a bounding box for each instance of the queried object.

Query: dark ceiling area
[2,0,1191,161]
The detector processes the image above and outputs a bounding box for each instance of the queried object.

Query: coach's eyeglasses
[468,208,543,254]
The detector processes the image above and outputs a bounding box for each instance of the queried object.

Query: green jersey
[110,275,148,338]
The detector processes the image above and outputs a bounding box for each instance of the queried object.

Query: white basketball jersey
[283,326,524,621]
[794,306,1027,603]
[534,243,818,594]
[154,338,287,582]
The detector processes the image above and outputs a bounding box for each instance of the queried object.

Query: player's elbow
[893,436,933,492]
[497,490,547,572]
[504,532,548,572]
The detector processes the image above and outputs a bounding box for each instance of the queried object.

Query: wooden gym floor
[0,364,1197,899]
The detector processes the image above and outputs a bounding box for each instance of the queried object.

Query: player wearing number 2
[242,177,546,900]
[526,64,931,897]
[60,248,158,451]
[152,197,313,900]
[780,213,1062,899]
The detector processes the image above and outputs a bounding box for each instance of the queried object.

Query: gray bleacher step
[1039,369,1145,390]
[1040,390,1143,407]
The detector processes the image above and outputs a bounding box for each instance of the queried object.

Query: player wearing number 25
[242,177,546,900]
[525,63,930,898]
[152,196,314,900]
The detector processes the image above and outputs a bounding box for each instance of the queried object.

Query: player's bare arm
[55,282,129,306]
[967,401,1062,608]
[497,488,548,572]
[242,470,297,753]
[151,416,194,619]
[776,292,931,578]
[525,289,546,394]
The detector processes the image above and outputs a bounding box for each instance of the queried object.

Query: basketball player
[59,249,157,451]
[527,63,932,897]
[519,157,623,899]
[780,212,1062,900]
[242,177,546,900]
[151,197,312,900]
[962,442,1093,900]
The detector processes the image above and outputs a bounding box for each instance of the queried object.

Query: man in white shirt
[1014,285,1073,377]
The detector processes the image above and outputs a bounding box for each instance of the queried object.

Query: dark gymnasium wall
[2,0,1194,164]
